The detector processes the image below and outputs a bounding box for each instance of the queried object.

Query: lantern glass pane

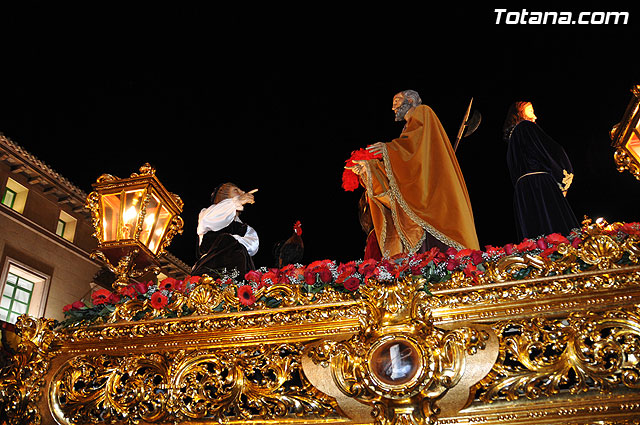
[147,199,172,255]
[140,193,160,247]
[626,120,640,163]
[101,194,121,241]
[121,189,144,240]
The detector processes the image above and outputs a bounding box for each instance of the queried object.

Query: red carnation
[150,291,168,309]
[63,302,85,312]
[120,284,137,299]
[504,243,515,255]
[343,277,360,292]
[304,270,316,285]
[173,279,187,293]
[63,299,85,312]
[484,245,504,256]
[92,288,113,305]
[159,277,178,291]
[516,239,536,252]
[424,247,440,263]
[358,259,378,279]
[446,258,460,271]
[336,262,357,283]
[536,238,548,250]
[237,285,256,306]
[260,270,278,288]
[318,268,332,283]
[463,263,478,277]
[546,233,570,245]
[245,270,262,284]
[621,223,640,236]
[342,148,382,191]
[338,261,357,277]
[455,248,473,259]
[470,250,484,265]
[277,264,295,284]
[186,276,201,285]
[135,281,151,295]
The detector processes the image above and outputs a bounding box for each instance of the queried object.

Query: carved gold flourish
[49,344,338,424]
[615,147,640,181]
[61,301,363,344]
[307,275,490,425]
[0,316,58,425]
[477,306,640,403]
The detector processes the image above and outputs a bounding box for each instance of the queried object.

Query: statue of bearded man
[350,90,479,258]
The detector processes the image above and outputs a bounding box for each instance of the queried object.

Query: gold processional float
[2,86,640,425]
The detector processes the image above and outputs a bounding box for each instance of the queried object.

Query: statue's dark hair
[502,101,530,140]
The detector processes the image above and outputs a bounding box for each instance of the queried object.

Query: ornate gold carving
[0,316,58,425]
[60,301,363,347]
[5,219,640,424]
[611,84,640,182]
[615,147,640,181]
[476,306,640,403]
[306,276,494,425]
[49,344,338,424]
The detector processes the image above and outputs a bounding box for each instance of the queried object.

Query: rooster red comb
[294,220,302,235]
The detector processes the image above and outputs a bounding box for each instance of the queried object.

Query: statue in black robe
[504,102,579,240]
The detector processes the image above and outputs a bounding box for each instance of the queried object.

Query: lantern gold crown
[85,163,184,292]
[611,84,640,180]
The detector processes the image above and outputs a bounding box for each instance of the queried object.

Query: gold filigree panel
[49,344,340,424]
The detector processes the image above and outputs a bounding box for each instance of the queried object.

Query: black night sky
[0,6,638,270]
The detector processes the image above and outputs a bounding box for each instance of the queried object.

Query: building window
[1,178,28,214]
[56,219,66,237]
[0,260,50,324]
[0,272,34,324]
[56,210,77,242]
[1,187,17,208]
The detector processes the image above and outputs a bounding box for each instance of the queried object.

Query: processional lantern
[85,163,184,292]
[611,84,640,180]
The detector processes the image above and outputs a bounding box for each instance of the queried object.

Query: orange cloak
[362,105,479,256]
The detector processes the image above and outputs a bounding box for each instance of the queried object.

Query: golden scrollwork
[6,219,640,424]
[0,316,58,425]
[476,306,640,403]
[306,276,493,425]
[49,344,339,424]
[85,190,103,244]
[614,148,640,181]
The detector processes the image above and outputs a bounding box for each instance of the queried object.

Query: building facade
[0,133,190,327]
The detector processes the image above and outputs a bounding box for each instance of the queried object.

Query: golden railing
[2,219,640,425]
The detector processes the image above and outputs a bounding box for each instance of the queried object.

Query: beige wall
[0,209,100,322]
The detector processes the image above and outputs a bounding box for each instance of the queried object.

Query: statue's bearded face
[392,93,412,122]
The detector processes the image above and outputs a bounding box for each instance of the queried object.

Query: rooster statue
[273,220,304,268]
